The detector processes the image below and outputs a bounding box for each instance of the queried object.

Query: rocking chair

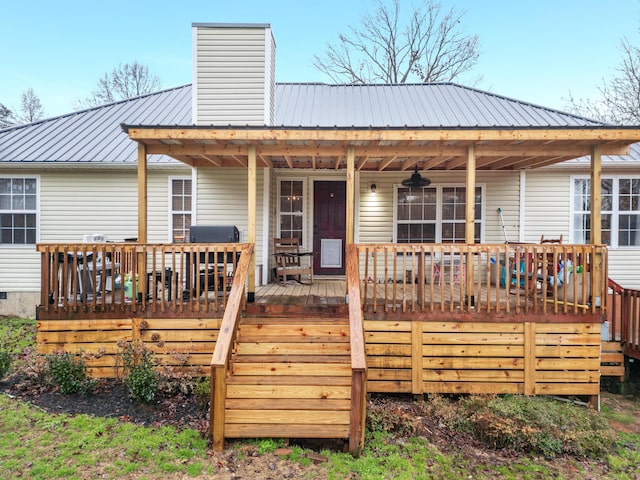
[273,237,314,286]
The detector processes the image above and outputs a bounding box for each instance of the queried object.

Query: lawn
[1,316,639,479]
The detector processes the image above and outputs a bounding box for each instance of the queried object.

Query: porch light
[370,183,377,193]
[401,166,431,188]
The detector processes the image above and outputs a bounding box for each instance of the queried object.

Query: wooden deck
[34,241,624,454]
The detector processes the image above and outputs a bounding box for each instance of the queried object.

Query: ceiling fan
[401,166,431,188]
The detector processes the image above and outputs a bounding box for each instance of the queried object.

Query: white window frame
[277,178,307,246]
[168,176,193,243]
[0,175,40,247]
[392,183,485,243]
[570,175,640,248]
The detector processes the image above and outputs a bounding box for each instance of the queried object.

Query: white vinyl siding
[523,170,571,242]
[0,167,190,293]
[196,168,265,255]
[194,24,274,125]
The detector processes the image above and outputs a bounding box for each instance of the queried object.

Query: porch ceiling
[123,126,640,171]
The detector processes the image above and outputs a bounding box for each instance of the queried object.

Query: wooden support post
[524,321,536,395]
[137,143,148,299]
[465,145,476,307]
[349,370,364,456]
[137,143,148,243]
[211,366,227,451]
[411,320,424,395]
[247,145,256,302]
[346,146,355,246]
[590,145,602,308]
[346,146,356,297]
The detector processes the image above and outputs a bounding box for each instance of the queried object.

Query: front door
[313,181,346,275]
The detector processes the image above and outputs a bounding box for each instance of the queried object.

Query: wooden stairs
[221,314,359,444]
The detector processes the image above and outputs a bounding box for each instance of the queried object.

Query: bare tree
[313,0,480,84]
[18,88,45,124]
[0,103,14,128]
[565,39,640,124]
[75,61,161,109]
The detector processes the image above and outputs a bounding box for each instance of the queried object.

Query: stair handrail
[209,243,253,450]
[346,244,367,456]
[608,277,640,359]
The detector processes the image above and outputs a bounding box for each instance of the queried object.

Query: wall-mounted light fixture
[370,183,377,193]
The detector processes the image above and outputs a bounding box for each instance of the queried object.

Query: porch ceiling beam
[127,127,640,143]
[259,154,273,168]
[422,156,450,170]
[232,156,248,167]
[400,158,420,171]
[378,156,398,171]
[357,155,370,171]
[199,155,222,167]
[284,155,293,169]
[442,156,468,170]
[144,142,631,158]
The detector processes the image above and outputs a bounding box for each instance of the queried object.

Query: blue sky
[2,0,640,119]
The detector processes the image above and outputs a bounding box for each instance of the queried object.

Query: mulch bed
[0,376,209,434]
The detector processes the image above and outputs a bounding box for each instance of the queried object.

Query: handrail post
[347,244,367,456]
[209,243,253,451]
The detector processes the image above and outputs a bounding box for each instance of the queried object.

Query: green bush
[450,395,616,458]
[193,377,210,410]
[0,349,12,380]
[119,341,159,403]
[45,351,96,394]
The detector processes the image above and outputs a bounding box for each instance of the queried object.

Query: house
[2,23,640,452]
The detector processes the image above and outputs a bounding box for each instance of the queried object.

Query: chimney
[192,23,276,126]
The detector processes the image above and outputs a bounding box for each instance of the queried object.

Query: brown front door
[313,181,346,275]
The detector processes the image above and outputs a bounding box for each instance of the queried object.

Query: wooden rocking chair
[273,237,314,286]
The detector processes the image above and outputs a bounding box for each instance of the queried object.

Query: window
[395,185,483,243]
[279,180,304,244]
[170,178,192,243]
[0,177,37,245]
[573,177,640,247]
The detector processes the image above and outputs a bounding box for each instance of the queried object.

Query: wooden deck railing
[356,243,608,317]
[609,278,640,360]
[209,244,253,450]
[346,244,367,456]
[37,242,248,317]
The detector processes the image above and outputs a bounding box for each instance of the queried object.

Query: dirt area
[1,374,639,479]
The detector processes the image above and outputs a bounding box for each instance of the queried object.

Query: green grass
[0,316,36,354]
[1,316,639,479]
[0,395,212,479]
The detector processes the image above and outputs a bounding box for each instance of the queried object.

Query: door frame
[310,176,351,275]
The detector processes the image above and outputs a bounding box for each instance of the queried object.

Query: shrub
[118,341,159,403]
[45,351,96,394]
[442,395,616,458]
[157,352,201,396]
[0,349,11,380]
[193,377,211,410]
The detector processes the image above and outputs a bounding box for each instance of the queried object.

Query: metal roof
[0,85,191,164]
[274,83,606,128]
[2,82,638,165]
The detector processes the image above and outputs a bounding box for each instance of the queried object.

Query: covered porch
[35,125,640,454]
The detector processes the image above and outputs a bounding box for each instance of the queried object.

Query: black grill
[184,226,240,300]
[189,225,240,243]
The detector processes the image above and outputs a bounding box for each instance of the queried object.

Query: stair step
[235,341,351,355]
[233,354,351,364]
[221,312,354,442]
[224,423,350,439]
[226,375,353,386]
[232,362,352,377]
